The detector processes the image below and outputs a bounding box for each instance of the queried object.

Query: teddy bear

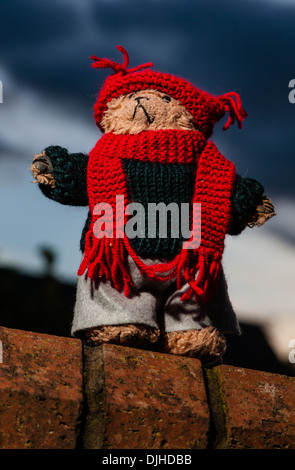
[31,46,275,365]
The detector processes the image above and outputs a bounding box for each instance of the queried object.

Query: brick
[206,364,295,449]
[0,326,83,449]
[83,344,210,449]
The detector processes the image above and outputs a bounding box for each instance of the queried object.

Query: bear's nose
[132,96,154,124]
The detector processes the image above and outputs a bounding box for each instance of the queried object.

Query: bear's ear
[91,45,153,75]
[218,92,247,130]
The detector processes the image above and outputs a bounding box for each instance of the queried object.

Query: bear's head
[91,46,247,138]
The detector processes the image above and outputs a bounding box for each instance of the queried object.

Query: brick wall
[0,326,294,449]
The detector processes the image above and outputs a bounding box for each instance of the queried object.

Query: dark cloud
[0,139,21,157]
[1,0,295,196]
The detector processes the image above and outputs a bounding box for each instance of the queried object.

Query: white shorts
[71,256,240,337]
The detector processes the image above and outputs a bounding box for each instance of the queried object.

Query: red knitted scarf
[78,129,236,302]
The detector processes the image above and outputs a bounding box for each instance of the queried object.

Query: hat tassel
[219,92,248,130]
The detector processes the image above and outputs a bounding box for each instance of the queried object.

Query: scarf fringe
[77,233,221,302]
[180,252,221,302]
[78,232,134,297]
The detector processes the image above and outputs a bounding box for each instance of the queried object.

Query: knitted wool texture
[76,46,247,301]
[229,175,265,235]
[122,159,196,259]
[77,129,236,303]
[39,146,88,206]
[38,146,264,255]
[91,46,247,138]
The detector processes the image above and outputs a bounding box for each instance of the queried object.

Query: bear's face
[101,89,196,134]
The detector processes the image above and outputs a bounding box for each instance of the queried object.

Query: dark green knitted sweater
[39,146,264,259]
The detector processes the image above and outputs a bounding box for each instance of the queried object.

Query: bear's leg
[84,323,160,348]
[155,268,240,364]
[156,327,226,364]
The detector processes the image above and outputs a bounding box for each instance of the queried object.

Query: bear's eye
[162,95,171,103]
[129,93,134,99]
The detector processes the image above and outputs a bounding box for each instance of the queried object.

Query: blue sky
[0,0,295,360]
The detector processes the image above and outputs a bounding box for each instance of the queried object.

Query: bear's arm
[38,146,88,206]
[229,175,266,235]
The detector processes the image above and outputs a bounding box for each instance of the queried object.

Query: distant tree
[38,245,57,279]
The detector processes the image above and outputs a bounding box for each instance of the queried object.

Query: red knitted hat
[91,46,247,137]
